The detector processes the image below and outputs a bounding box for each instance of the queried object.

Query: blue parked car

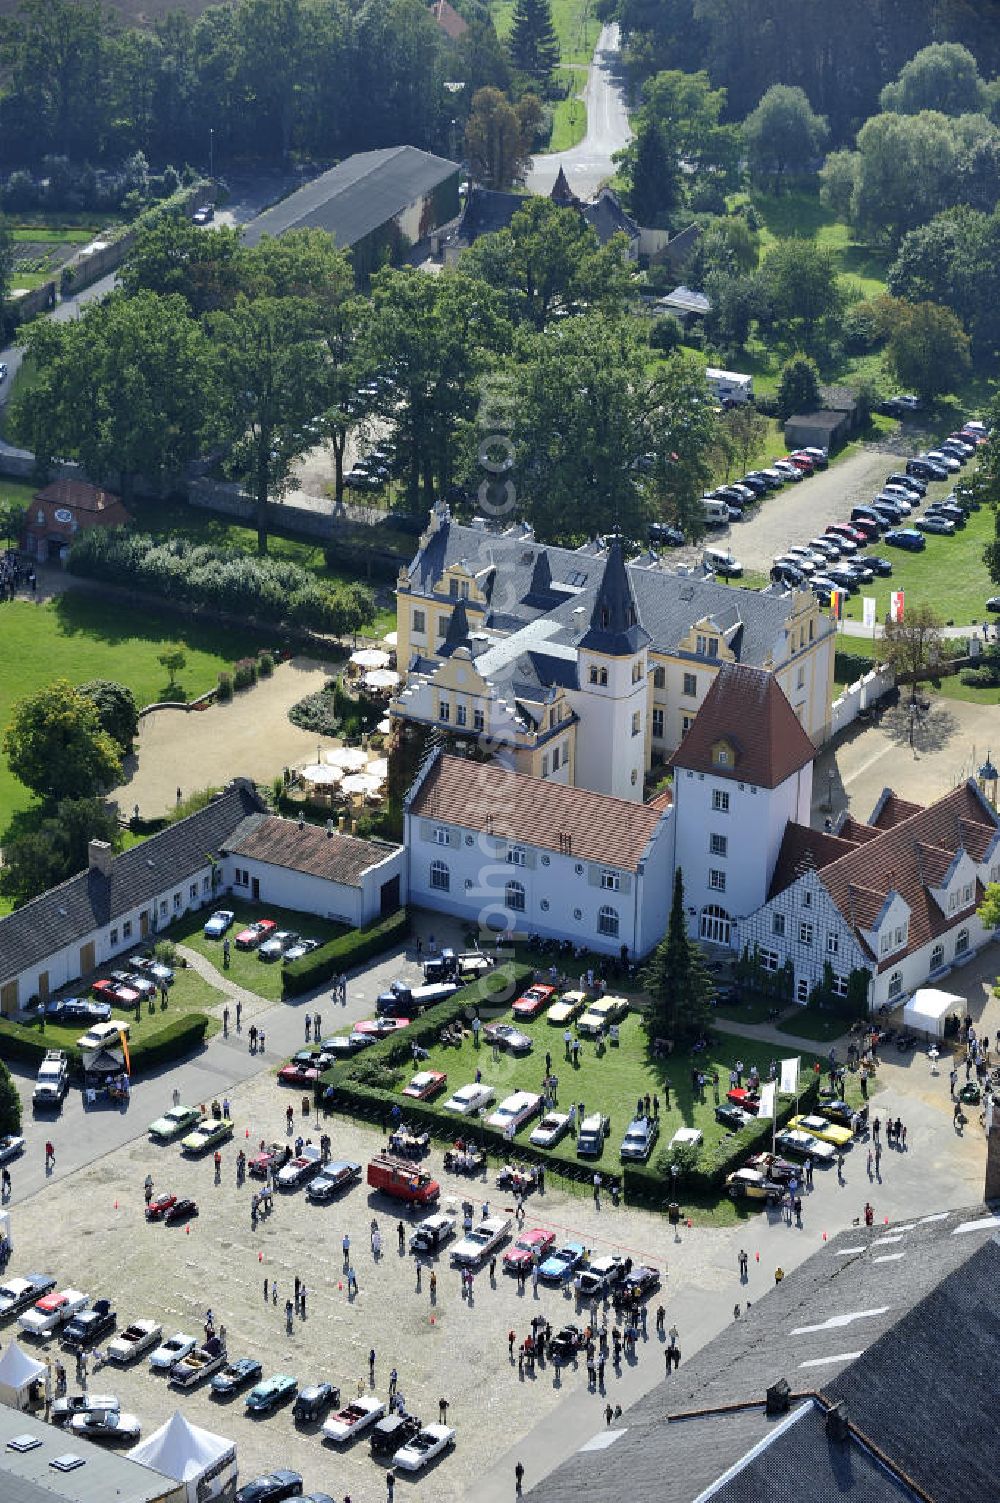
[884,529,926,552]
[538,1242,587,1283]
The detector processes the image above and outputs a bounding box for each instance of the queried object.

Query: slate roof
[577,537,651,656]
[224,814,400,886]
[807,781,998,969]
[533,1205,1000,1503]
[408,751,666,870]
[0,780,265,986]
[669,664,817,789]
[243,146,459,248]
[457,187,522,241]
[406,517,811,671]
[581,188,639,246]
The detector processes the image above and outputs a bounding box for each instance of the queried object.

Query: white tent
[128,1410,237,1503]
[903,987,963,1040]
[0,1341,47,1411]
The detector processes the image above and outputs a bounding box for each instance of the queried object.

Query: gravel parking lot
[11,1070,692,1502]
[716,446,916,573]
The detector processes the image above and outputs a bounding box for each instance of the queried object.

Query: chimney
[765,1379,790,1416]
[826,1402,849,1443]
[88,840,113,877]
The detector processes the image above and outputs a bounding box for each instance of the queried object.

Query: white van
[702,497,730,528]
[703,547,743,578]
[706,367,754,405]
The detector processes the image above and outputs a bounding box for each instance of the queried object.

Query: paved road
[527,23,632,200]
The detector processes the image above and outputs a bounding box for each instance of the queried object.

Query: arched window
[598,905,619,938]
[505,879,526,913]
[955,927,970,956]
[653,666,666,690]
[930,942,945,971]
[429,859,450,892]
[888,971,903,999]
[699,904,731,945]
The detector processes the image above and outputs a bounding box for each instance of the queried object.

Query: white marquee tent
[0,1341,47,1411]
[902,987,963,1041]
[128,1411,237,1503]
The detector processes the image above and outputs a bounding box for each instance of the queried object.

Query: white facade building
[404,750,675,958]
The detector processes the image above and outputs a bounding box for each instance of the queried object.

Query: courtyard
[166,900,350,1005]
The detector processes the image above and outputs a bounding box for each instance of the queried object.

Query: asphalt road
[527,23,632,200]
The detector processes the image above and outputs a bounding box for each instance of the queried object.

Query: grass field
[0,593,276,850]
[25,967,223,1057]
[8,223,107,292]
[549,69,587,152]
[163,898,350,1002]
[397,1010,841,1178]
[837,499,992,627]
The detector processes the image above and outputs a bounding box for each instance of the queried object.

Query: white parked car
[322,1395,385,1444]
[393,1423,456,1471]
[0,1273,56,1318]
[486,1092,541,1135]
[441,1083,495,1116]
[529,1111,570,1149]
[149,1332,197,1371]
[666,1127,703,1152]
[107,1320,162,1365]
[450,1216,511,1267]
[18,1289,88,1336]
[69,1409,141,1443]
[202,910,234,939]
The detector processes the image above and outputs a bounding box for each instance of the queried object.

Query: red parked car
[512,984,556,1020]
[502,1227,555,1273]
[235,919,277,951]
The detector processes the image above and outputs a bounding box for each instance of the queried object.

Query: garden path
[113,655,340,818]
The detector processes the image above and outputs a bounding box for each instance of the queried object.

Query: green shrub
[835,649,877,684]
[258,650,275,677]
[960,665,1000,688]
[233,657,258,691]
[288,678,381,739]
[282,909,410,996]
[0,1059,23,1132]
[649,314,684,354]
[217,671,233,702]
[129,1013,209,1073]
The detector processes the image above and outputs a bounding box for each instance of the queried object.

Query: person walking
[386,1470,395,1503]
[738,1248,748,1280]
[398,1221,406,1254]
[369,1348,376,1384]
[235,999,242,1030]
[593,1172,602,1209]
[804,1157,813,1190]
[439,1396,449,1423]
[342,1233,351,1269]
[222,937,231,970]
[429,1271,436,1300]
[222,1005,230,1035]
[388,1368,398,1400]
[44,1141,54,1171]
[515,1461,525,1495]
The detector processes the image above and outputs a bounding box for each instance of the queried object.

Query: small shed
[128,1411,237,1503]
[783,409,852,452]
[0,1342,48,1411]
[902,987,963,1040]
[21,478,131,564]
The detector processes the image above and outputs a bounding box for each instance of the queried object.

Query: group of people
[0,552,33,600]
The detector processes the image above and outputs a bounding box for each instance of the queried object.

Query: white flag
[757,1081,776,1120]
[779,1057,800,1095]
[862,596,877,630]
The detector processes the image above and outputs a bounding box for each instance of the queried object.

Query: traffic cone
[246,1128,250,1138]
[755,1252,759,1262]
[114,1200,118,1210]
[258,1252,263,1262]
[822,1232,827,1241]
[186,1225,190,1235]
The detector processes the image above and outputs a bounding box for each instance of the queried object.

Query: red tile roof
[766,823,859,902]
[225,814,398,886]
[772,782,999,971]
[869,790,924,830]
[669,664,816,789]
[429,0,468,38]
[409,754,667,870]
[34,479,123,515]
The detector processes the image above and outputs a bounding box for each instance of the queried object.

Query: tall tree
[4,680,122,802]
[760,240,842,356]
[507,0,559,88]
[641,868,714,1042]
[14,290,217,501]
[120,217,246,316]
[885,299,971,401]
[776,353,820,420]
[880,42,989,117]
[0,797,120,910]
[78,680,139,754]
[623,119,678,225]
[464,87,536,190]
[743,84,828,191]
[880,603,948,696]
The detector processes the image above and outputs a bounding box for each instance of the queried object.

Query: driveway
[526,23,632,199]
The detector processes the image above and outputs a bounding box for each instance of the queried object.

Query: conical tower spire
[577,536,650,656]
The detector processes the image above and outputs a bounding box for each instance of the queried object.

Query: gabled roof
[767,823,860,901]
[34,479,122,515]
[581,188,639,246]
[670,664,816,789]
[244,146,459,249]
[224,814,400,887]
[550,166,579,206]
[458,187,523,241]
[428,0,468,38]
[408,752,666,870]
[0,780,266,987]
[809,781,998,967]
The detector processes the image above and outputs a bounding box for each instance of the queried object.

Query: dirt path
[114,656,340,819]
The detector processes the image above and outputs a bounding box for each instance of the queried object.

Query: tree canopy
[742,84,828,190]
[4,680,122,802]
[78,680,139,753]
[0,796,120,910]
[507,0,559,88]
[641,868,714,1042]
[880,42,991,118]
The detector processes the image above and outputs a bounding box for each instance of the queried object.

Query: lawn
[775,1007,855,1044]
[751,191,890,301]
[549,72,587,152]
[0,592,279,849]
[392,1010,841,1178]
[8,222,107,292]
[491,0,598,66]
[22,967,223,1057]
[164,898,350,1002]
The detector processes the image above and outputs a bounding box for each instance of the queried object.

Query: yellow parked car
[788,1113,853,1149]
[577,995,629,1038]
[546,991,588,1025]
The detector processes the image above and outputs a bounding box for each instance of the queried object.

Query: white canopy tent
[0,1341,47,1411]
[903,987,963,1040]
[129,1410,237,1503]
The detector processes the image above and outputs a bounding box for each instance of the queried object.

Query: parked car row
[723,1099,861,1203]
[204,911,321,963]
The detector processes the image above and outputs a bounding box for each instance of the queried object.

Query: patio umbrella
[350,647,390,670]
[341,772,383,797]
[301,763,342,786]
[363,668,400,691]
[376,718,391,735]
[383,631,398,647]
[367,757,389,781]
[325,746,369,771]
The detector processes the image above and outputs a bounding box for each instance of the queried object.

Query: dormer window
[601,606,610,628]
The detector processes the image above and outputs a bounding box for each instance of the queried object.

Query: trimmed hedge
[835,649,878,684]
[621,1073,822,1204]
[282,908,409,997]
[0,1011,210,1078]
